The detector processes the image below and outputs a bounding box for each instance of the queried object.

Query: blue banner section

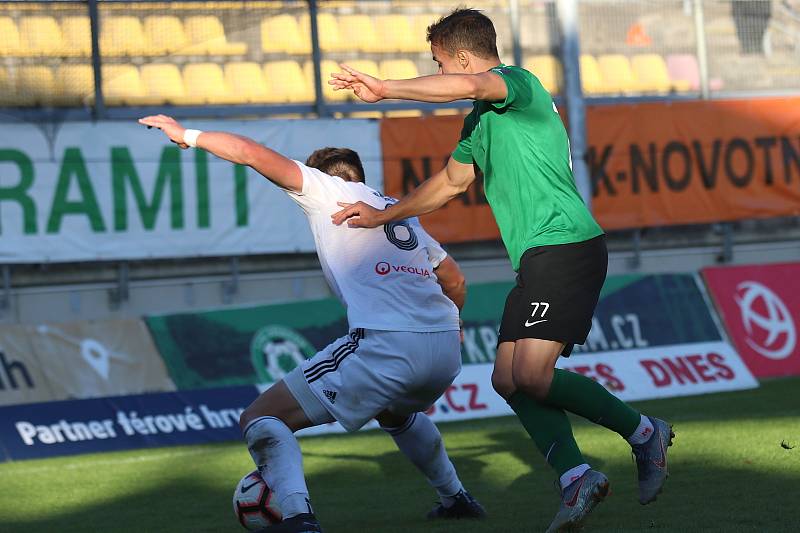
[0,386,259,462]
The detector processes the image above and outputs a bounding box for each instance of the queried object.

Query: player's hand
[331,201,384,228]
[329,64,385,103]
[138,114,189,149]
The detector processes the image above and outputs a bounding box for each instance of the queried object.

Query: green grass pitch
[1,378,799,532]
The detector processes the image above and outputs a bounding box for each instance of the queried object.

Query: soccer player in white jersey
[139,115,486,533]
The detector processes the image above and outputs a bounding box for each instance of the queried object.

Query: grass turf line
[1,378,798,532]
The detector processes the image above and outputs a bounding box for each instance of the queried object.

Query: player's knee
[491,369,515,400]
[512,369,552,401]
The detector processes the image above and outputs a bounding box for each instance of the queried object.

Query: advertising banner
[0,319,175,407]
[702,262,800,378]
[0,119,382,263]
[147,273,725,389]
[0,386,258,461]
[381,97,800,241]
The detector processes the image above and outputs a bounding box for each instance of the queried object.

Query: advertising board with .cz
[702,262,800,378]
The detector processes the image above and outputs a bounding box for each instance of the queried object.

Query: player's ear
[457,50,470,71]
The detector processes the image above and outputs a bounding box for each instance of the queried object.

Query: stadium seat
[140,63,187,105]
[0,67,14,106]
[306,60,348,102]
[299,13,344,52]
[183,63,239,104]
[224,62,270,103]
[184,16,247,55]
[379,59,419,80]
[100,16,150,56]
[337,15,380,53]
[144,16,189,55]
[264,61,314,103]
[102,65,148,105]
[0,17,25,56]
[631,54,677,93]
[524,55,562,94]
[597,54,638,94]
[19,17,68,57]
[61,16,92,57]
[373,15,419,53]
[19,66,57,106]
[579,55,606,95]
[54,65,95,106]
[262,15,310,55]
[666,54,700,91]
[413,15,439,51]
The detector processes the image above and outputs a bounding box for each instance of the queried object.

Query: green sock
[545,368,640,438]
[508,391,586,476]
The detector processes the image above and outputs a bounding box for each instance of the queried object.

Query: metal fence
[0,0,797,121]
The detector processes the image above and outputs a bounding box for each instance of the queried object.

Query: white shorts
[284,328,461,432]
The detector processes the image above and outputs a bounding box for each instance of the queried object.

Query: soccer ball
[233,470,282,530]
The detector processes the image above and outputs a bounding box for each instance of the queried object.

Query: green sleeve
[451,111,477,164]
[489,66,534,110]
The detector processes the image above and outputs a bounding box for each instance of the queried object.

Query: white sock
[244,416,311,519]
[559,463,591,490]
[383,413,464,507]
[626,415,655,446]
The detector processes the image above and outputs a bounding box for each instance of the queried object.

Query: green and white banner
[0,119,382,263]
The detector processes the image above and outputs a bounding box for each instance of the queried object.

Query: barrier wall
[2,97,798,263]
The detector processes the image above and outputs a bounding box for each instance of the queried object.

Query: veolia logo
[735,281,796,360]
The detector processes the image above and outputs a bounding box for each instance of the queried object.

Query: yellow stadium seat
[413,15,439,52]
[338,15,380,53]
[61,17,92,57]
[184,16,247,55]
[579,55,606,95]
[101,17,152,56]
[597,54,638,94]
[144,16,189,55]
[372,15,417,53]
[0,17,25,57]
[224,62,270,103]
[19,17,69,57]
[102,65,148,105]
[631,54,674,94]
[306,60,347,103]
[264,61,314,103]
[299,13,343,52]
[18,66,57,106]
[379,59,419,80]
[140,63,187,105]
[183,63,239,104]
[54,65,95,106]
[525,55,562,94]
[262,15,310,55]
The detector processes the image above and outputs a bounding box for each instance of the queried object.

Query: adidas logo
[323,389,337,403]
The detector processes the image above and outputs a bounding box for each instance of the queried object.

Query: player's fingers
[331,205,359,225]
[336,202,353,208]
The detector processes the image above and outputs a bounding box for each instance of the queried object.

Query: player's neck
[467,57,502,74]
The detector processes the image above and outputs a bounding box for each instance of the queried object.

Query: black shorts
[498,234,607,357]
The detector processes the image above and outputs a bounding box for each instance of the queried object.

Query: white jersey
[285,161,460,332]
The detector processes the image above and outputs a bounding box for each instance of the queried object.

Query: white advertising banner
[295,341,758,436]
[0,119,382,263]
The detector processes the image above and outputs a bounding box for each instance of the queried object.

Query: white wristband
[183,129,202,148]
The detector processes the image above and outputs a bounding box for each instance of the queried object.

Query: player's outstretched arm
[433,256,466,311]
[331,156,476,228]
[138,114,302,192]
[330,64,507,103]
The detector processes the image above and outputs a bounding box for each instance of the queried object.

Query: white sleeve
[414,220,447,268]
[284,160,349,213]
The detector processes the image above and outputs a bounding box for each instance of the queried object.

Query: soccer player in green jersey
[330,8,674,532]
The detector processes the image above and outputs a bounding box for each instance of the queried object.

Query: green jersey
[451,64,603,271]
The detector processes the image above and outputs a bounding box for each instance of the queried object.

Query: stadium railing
[0,0,797,120]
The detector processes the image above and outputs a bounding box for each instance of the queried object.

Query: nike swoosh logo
[240,480,261,493]
[565,478,585,507]
[524,319,548,327]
